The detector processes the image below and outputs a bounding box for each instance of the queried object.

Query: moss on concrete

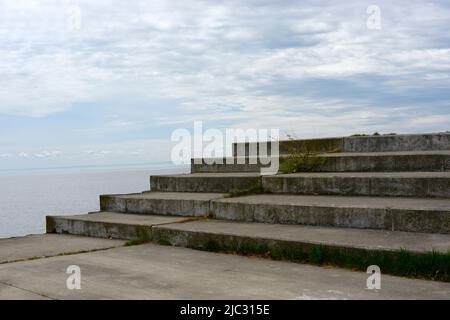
[279,151,327,174]
[124,227,151,246]
[227,180,263,198]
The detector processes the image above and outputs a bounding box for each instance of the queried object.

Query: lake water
[0,166,189,239]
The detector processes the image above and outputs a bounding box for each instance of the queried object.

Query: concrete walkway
[0,234,124,264]
[0,235,449,300]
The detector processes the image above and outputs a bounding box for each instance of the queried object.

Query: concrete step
[211,195,450,234]
[192,151,450,173]
[153,219,450,254]
[150,173,261,193]
[263,172,450,198]
[233,132,450,156]
[100,192,225,216]
[150,172,450,197]
[46,212,188,240]
[152,219,450,281]
[100,192,450,233]
[46,212,450,281]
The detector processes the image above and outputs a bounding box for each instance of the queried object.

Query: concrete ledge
[153,219,450,254]
[262,172,450,198]
[233,137,343,156]
[0,234,124,264]
[320,151,450,172]
[192,151,450,173]
[47,212,187,240]
[43,212,450,281]
[191,157,269,173]
[233,133,450,156]
[150,173,261,193]
[100,192,225,216]
[344,133,450,152]
[211,195,450,234]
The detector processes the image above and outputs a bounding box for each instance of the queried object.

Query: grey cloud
[0,0,448,137]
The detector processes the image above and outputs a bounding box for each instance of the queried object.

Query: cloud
[33,150,62,158]
[0,138,177,167]
[0,0,449,170]
[0,153,13,158]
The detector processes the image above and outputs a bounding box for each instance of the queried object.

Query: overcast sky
[0,0,449,171]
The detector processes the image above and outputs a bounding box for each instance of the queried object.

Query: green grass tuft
[227,181,263,198]
[279,150,327,174]
[185,236,450,282]
[124,231,151,246]
[124,238,149,246]
[279,134,327,174]
[203,239,220,252]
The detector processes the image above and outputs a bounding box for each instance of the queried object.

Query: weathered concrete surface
[233,137,344,156]
[151,173,261,193]
[1,243,449,300]
[212,195,450,233]
[153,219,450,253]
[0,234,124,264]
[320,151,450,172]
[167,164,450,197]
[344,133,450,153]
[47,212,188,240]
[100,192,225,216]
[262,172,450,198]
[192,151,450,173]
[233,133,450,156]
[191,156,270,173]
[0,283,50,300]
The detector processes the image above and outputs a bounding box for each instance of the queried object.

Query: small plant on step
[124,238,150,246]
[327,147,343,153]
[124,229,151,246]
[279,134,327,174]
[227,181,263,198]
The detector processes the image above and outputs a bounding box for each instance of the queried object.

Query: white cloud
[0,138,178,171]
[34,150,62,158]
[0,0,449,156]
[0,153,13,158]
[0,1,448,115]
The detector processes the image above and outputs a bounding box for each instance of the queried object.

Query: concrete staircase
[47,132,450,281]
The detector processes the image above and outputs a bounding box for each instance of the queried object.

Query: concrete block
[262,172,450,198]
[150,173,261,193]
[211,194,450,233]
[100,192,225,217]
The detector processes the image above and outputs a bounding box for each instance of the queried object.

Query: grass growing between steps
[227,181,263,198]
[124,238,150,246]
[279,150,327,174]
[279,134,327,174]
[159,234,450,282]
[124,228,151,246]
[327,147,343,153]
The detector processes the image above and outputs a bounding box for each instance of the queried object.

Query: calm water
[0,166,188,239]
